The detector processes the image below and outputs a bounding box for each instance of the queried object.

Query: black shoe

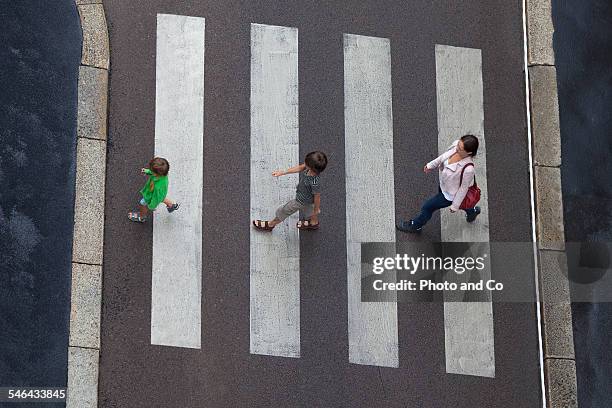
[167,203,180,213]
[466,206,481,223]
[396,219,422,233]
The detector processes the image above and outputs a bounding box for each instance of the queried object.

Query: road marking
[150,14,205,349]
[435,44,495,377]
[250,23,300,358]
[344,33,399,368]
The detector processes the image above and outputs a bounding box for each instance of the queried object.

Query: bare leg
[139,204,149,218]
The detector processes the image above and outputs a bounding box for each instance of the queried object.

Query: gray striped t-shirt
[295,170,320,204]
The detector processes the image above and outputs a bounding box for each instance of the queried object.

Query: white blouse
[426,140,476,211]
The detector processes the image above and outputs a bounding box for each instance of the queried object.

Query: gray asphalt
[0,2,81,406]
[100,1,541,407]
[553,0,612,406]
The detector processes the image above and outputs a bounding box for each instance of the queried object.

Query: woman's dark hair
[460,134,479,157]
[149,157,170,176]
[305,151,328,174]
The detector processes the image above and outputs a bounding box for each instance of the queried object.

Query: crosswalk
[344,33,399,368]
[435,45,494,377]
[150,14,205,349]
[250,23,301,358]
[150,14,495,377]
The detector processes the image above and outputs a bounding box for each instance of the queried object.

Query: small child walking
[128,157,179,223]
[252,151,328,231]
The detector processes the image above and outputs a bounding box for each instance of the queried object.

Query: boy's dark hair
[305,151,328,174]
[461,134,479,157]
[149,157,170,176]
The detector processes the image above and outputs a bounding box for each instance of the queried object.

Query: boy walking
[128,157,179,223]
[252,151,327,231]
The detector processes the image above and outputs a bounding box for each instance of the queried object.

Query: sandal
[252,219,274,231]
[128,211,147,223]
[297,219,319,230]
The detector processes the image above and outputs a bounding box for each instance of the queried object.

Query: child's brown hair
[149,157,170,176]
[305,151,328,174]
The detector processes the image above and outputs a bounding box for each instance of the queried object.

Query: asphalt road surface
[0,2,80,406]
[100,1,541,407]
[553,0,612,406]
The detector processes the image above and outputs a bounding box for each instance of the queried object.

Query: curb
[66,1,109,407]
[525,0,578,407]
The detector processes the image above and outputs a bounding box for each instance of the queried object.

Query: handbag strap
[459,163,477,187]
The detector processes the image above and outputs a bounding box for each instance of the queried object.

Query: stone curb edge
[525,1,578,407]
[67,1,109,407]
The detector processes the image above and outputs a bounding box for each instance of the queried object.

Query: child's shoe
[167,203,180,213]
[128,212,147,223]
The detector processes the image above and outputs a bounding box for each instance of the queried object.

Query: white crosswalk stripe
[249,23,301,358]
[435,44,495,377]
[344,33,399,368]
[150,14,205,349]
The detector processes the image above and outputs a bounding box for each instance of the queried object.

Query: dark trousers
[413,190,477,227]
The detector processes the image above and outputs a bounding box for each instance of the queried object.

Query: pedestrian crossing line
[344,33,399,368]
[150,14,205,349]
[435,44,495,377]
[249,23,301,358]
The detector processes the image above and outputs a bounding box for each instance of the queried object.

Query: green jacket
[140,169,169,210]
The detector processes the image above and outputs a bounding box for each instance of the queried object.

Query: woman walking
[397,135,481,233]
